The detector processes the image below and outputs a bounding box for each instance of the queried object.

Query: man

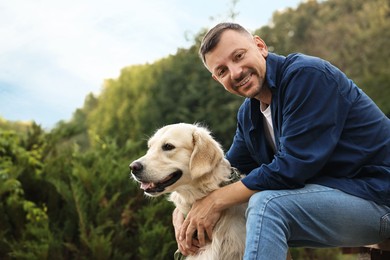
[173,22,390,260]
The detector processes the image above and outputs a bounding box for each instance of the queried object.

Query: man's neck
[255,83,272,105]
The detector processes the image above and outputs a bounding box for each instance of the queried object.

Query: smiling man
[173,22,390,260]
[206,29,270,103]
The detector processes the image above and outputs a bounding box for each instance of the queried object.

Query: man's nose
[230,64,243,81]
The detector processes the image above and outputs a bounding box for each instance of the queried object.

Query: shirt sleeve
[242,65,353,190]
[226,106,260,175]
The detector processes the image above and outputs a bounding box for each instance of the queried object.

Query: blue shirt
[226,53,390,206]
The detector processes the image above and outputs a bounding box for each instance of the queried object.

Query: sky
[0,0,302,129]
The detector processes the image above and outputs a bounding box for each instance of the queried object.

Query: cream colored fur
[130,123,246,260]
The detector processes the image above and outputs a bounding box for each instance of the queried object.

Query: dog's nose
[129,161,143,175]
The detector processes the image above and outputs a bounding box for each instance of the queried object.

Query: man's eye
[162,143,175,151]
[235,52,244,60]
[218,68,226,77]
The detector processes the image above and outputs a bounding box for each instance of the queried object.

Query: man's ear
[253,35,268,57]
[189,127,224,179]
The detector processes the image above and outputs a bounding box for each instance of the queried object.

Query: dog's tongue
[140,182,155,190]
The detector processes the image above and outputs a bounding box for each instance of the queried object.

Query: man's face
[205,30,269,102]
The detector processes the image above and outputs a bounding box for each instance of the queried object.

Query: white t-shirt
[260,102,276,152]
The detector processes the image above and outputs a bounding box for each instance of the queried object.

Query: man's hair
[199,22,252,66]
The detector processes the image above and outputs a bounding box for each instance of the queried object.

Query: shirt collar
[248,53,285,129]
[265,52,286,90]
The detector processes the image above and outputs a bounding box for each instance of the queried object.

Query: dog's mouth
[139,170,183,195]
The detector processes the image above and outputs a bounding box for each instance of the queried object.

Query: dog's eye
[162,143,175,151]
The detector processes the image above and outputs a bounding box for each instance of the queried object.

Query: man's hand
[172,207,200,255]
[178,192,222,249]
[174,181,256,254]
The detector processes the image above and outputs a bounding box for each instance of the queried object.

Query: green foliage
[8,201,51,260]
[86,64,156,148]
[1,0,388,258]
[0,125,51,259]
[136,199,176,259]
[0,117,32,134]
[43,138,138,259]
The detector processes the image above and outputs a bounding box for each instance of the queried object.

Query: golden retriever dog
[129,123,246,260]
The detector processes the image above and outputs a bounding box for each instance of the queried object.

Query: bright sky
[0,0,302,129]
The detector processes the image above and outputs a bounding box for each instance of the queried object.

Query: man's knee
[246,190,290,219]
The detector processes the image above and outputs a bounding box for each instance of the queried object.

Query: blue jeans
[244,184,390,260]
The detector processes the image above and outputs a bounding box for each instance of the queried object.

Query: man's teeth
[238,74,251,87]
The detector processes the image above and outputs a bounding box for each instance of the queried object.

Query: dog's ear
[189,127,223,179]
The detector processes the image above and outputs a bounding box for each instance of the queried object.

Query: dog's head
[129,123,226,197]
